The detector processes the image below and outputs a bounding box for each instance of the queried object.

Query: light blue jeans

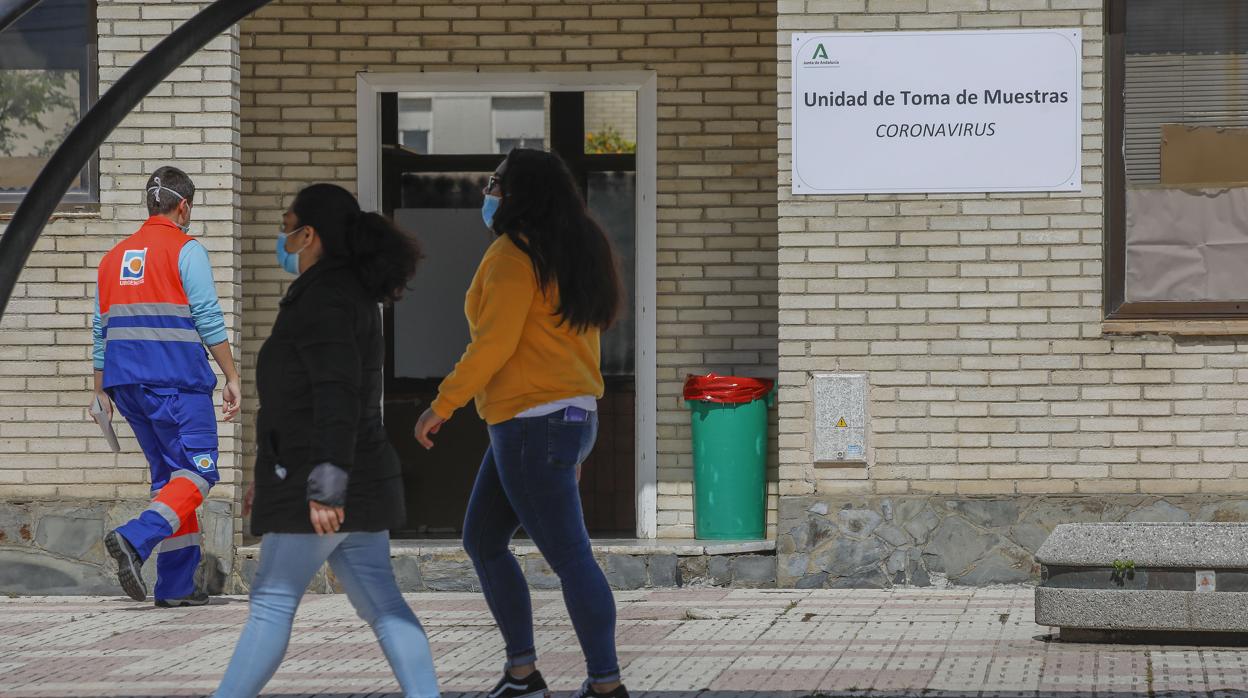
[214,531,440,698]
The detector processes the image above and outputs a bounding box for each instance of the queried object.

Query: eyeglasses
[487,174,501,191]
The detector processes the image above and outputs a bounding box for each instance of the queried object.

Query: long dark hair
[490,149,622,331]
[291,183,422,303]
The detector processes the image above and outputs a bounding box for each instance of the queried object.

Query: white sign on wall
[791,30,1083,194]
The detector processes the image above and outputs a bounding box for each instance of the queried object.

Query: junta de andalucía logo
[807,42,839,66]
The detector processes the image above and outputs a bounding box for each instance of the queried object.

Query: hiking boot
[487,669,549,698]
[155,591,210,608]
[571,680,629,698]
[104,530,147,602]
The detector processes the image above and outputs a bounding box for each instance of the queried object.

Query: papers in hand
[90,395,121,453]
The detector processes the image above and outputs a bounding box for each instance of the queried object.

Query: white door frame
[357,71,660,539]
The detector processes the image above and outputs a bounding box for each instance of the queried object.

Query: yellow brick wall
[777,1,1248,498]
[239,0,779,538]
[585,91,638,145]
[0,2,243,508]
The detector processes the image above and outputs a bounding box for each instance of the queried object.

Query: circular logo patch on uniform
[119,248,147,285]
[193,453,216,473]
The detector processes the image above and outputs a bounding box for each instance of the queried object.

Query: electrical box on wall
[813,373,868,465]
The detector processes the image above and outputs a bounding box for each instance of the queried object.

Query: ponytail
[291,184,423,303]
[351,211,422,302]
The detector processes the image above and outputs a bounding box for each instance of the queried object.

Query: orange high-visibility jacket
[97,217,216,392]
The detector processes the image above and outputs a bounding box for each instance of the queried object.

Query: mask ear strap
[147,176,187,207]
[288,225,313,251]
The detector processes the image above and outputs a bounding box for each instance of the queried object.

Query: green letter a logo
[812,44,829,60]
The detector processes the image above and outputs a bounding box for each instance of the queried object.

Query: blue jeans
[214,531,440,698]
[462,411,620,684]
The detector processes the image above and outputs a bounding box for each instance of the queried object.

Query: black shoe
[571,680,629,698]
[104,530,147,602]
[487,669,549,698]
[155,591,210,608]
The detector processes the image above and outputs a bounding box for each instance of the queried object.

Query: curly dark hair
[290,183,422,303]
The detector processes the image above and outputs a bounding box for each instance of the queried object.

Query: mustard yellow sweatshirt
[430,235,604,425]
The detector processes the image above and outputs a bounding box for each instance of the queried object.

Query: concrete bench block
[1036,522,1248,568]
[1034,522,1248,635]
[1036,588,1248,633]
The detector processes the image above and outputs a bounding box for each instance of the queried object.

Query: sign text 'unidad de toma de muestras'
[791,30,1083,195]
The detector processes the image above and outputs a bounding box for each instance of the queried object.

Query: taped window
[1108,0,1248,318]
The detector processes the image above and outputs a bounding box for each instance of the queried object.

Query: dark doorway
[379,90,638,538]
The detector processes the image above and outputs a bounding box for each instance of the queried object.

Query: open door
[378,90,639,538]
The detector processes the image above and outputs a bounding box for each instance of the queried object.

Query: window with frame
[397,97,430,154]
[491,96,544,154]
[378,89,641,536]
[1106,0,1248,320]
[0,0,97,207]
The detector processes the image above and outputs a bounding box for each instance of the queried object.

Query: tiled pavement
[2,587,1247,697]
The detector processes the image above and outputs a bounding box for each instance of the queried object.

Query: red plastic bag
[683,373,774,404]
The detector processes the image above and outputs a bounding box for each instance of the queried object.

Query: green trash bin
[684,374,774,540]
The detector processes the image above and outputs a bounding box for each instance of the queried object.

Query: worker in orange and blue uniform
[93,166,241,608]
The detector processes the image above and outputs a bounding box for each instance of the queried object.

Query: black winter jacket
[250,259,404,535]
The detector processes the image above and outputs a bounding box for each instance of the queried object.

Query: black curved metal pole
[0,0,275,319]
[0,0,41,35]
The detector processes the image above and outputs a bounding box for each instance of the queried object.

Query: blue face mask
[276,228,310,276]
[481,194,501,229]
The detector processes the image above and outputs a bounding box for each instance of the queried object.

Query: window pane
[1126,0,1248,56]
[397,97,430,154]
[0,0,92,198]
[394,172,493,379]
[399,171,487,210]
[588,171,636,377]
[400,130,429,153]
[396,92,549,155]
[1124,2,1248,184]
[0,0,88,69]
[1122,1,1248,302]
[496,137,544,153]
[585,91,636,154]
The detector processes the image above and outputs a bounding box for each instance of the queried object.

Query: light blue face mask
[481,194,501,229]
[276,228,310,276]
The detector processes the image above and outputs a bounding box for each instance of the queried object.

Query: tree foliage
[0,70,77,157]
[585,126,636,154]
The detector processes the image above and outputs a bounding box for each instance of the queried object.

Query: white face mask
[148,177,191,233]
[175,206,193,235]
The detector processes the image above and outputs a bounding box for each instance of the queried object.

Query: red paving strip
[3,588,1248,696]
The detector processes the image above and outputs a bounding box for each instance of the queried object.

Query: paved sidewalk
[2,587,1247,697]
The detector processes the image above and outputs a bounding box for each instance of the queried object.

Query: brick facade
[777,1,1248,500]
[238,0,780,538]
[0,1,244,509]
[0,0,779,566]
[10,0,1234,592]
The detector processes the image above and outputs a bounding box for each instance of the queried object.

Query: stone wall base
[0,498,235,595]
[778,495,1248,588]
[13,494,1248,593]
[227,545,779,593]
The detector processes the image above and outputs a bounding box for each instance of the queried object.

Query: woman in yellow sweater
[414,149,627,698]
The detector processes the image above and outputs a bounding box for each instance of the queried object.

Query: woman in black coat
[214,184,439,698]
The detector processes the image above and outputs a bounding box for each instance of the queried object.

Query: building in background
[1,0,1247,593]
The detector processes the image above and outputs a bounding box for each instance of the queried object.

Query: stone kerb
[1035,522,1248,636]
